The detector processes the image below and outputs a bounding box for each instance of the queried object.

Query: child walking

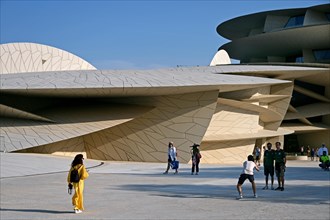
[236,155,259,199]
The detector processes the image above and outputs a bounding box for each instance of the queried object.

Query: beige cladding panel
[199,140,255,164]
[0,43,96,74]
[18,136,86,158]
[82,90,219,163]
[0,104,152,152]
[206,84,289,139]
[220,86,271,100]
[205,104,259,136]
[265,83,293,130]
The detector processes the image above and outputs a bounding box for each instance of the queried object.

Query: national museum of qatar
[1,4,329,164]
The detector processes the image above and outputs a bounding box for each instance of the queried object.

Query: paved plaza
[0,153,329,220]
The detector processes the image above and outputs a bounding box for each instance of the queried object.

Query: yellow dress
[67,164,89,210]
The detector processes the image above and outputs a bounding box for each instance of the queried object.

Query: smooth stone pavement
[0,153,329,220]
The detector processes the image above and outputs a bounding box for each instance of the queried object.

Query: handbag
[171,160,179,169]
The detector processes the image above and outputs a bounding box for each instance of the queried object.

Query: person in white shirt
[317,144,328,158]
[163,142,178,174]
[236,155,259,199]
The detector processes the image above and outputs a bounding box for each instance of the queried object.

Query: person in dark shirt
[190,143,201,175]
[263,142,275,190]
[274,142,286,191]
[311,148,315,161]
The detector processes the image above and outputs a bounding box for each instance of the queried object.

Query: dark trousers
[192,157,200,173]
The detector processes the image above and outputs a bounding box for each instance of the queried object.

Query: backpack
[70,168,80,183]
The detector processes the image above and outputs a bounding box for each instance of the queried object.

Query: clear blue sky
[1,0,327,69]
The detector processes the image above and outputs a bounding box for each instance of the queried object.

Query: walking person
[262,142,275,190]
[274,142,286,191]
[307,146,311,157]
[236,155,259,199]
[163,142,178,174]
[316,147,319,162]
[254,146,261,166]
[67,154,89,214]
[191,143,201,175]
[311,148,315,161]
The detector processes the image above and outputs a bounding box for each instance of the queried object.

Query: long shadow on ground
[112,166,330,205]
[115,183,329,205]
[0,208,73,214]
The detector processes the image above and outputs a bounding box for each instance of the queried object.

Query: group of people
[299,144,329,170]
[236,141,286,199]
[162,140,288,201]
[67,141,328,212]
[163,142,201,175]
[300,145,328,162]
[262,142,286,191]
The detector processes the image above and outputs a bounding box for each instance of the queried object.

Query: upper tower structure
[217,4,330,64]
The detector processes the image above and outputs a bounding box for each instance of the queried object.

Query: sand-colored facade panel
[205,108,259,136]
[0,43,96,74]
[0,104,153,152]
[18,136,86,158]
[22,90,219,163]
[83,91,219,163]
[199,140,255,164]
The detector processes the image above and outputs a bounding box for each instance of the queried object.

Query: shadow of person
[0,208,73,214]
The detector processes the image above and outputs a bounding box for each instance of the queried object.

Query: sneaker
[262,186,268,190]
[191,172,194,175]
[237,194,243,200]
[74,209,82,214]
[271,186,275,190]
[254,194,258,198]
[174,171,178,174]
[281,187,284,191]
[163,171,168,174]
[195,172,199,175]
[275,187,282,191]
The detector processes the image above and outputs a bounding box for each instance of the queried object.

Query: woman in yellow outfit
[67,154,89,214]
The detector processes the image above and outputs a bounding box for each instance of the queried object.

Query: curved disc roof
[0,42,96,74]
[217,4,330,40]
[219,24,330,61]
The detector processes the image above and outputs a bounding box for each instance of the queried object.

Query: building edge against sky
[0,4,329,163]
